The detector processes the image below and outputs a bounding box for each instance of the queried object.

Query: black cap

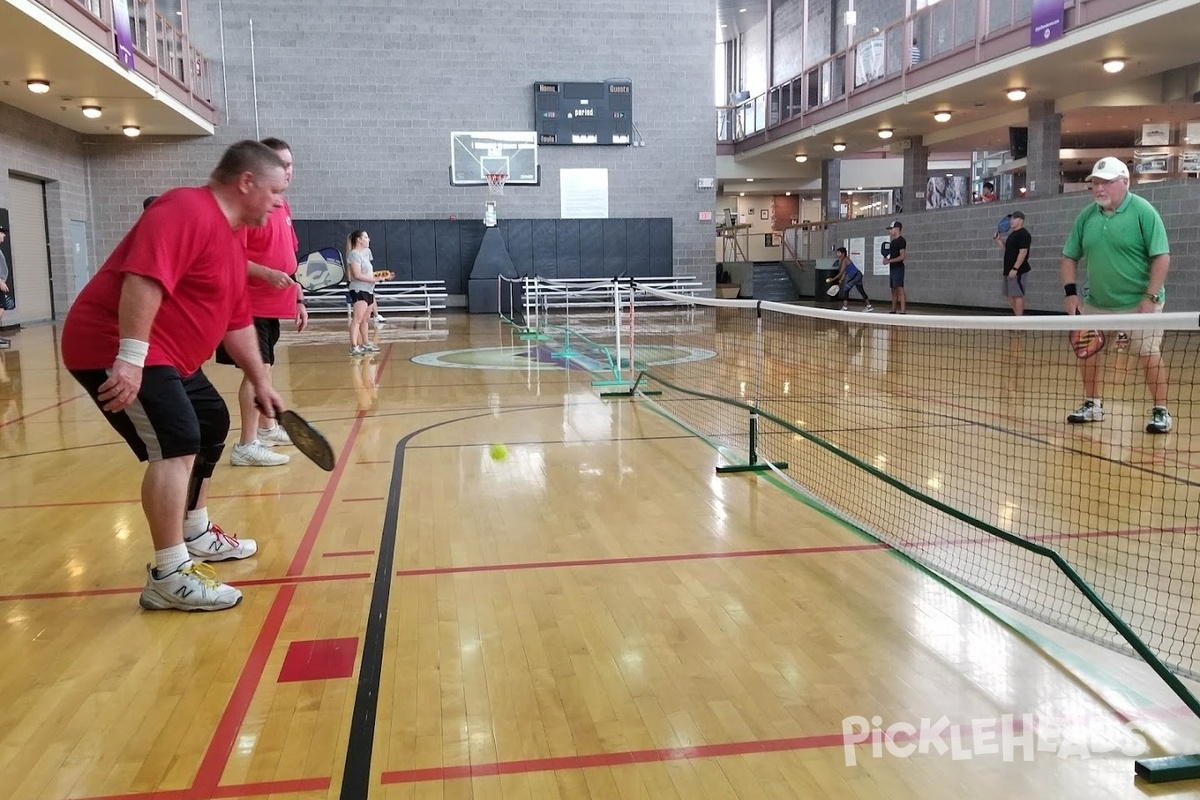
[0,225,6,234]
[1010,210,1025,220]
[142,195,159,211]
[887,220,902,230]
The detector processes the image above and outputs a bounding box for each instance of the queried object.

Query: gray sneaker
[139,563,242,611]
[1067,399,1104,424]
[1146,407,1173,434]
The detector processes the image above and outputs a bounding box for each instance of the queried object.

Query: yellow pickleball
[489,443,508,461]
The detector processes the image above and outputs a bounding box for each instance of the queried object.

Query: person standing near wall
[0,226,11,348]
[994,211,1031,316]
[217,137,307,468]
[885,220,908,314]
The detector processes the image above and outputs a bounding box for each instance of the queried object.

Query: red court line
[0,571,370,603]
[343,495,385,503]
[396,542,891,577]
[323,550,376,558]
[192,347,387,794]
[72,776,330,800]
[0,489,321,511]
[0,392,83,430]
[381,732,849,783]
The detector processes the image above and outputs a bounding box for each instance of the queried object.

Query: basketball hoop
[485,172,508,196]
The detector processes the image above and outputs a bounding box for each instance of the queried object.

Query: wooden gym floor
[1,312,1198,800]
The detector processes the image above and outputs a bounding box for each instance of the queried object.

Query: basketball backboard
[450,131,539,186]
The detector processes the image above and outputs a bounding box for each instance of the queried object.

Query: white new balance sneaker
[230,440,290,466]
[185,523,258,562]
[139,563,242,611]
[257,425,293,447]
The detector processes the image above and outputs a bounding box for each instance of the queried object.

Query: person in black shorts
[885,220,907,313]
[993,211,1031,315]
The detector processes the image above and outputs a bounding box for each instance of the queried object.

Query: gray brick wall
[79,0,717,291]
[832,180,1200,313]
[772,0,804,85]
[0,104,91,316]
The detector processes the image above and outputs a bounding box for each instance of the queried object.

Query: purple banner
[1030,0,1065,46]
[111,0,136,70]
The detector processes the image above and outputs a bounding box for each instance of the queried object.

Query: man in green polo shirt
[1060,156,1171,433]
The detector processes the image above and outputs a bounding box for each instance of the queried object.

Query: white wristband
[116,338,150,368]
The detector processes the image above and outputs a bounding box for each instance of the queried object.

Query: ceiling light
[833,142,846,152]
[721,23,727,28]
[794,154,808,163]
[81,106,102,119]
[1006,88,1027,101]
[26,79,50,94]
[933,110,952,123]
[122,125,141,137]
[1102,58,1126,74]
[746,178,754,182]
[785,191,792,196]
[739,192,746,196]
[739,7,747,11]
[877,128,893,139]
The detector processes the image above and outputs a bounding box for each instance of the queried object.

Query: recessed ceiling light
[785,191,792,196]
[794,154,807,163]
[746,178,754,182]
[1102,58,1126,73]
[833,142,847,152]
[877,128,893,139]
[81,106,102,119]
[933,110,952,123]
[26,79,50,94]
[122,125,141,137]
[739,7,747,11]
[739,192,746,196]
[1006,87,1027,101]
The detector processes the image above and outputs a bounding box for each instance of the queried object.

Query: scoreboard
[534,80,633,145]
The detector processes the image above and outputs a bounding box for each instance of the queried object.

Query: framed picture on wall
[760,209,769,220]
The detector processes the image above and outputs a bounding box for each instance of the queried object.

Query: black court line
[340,404,552,799]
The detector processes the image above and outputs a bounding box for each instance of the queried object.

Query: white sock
[258,424,277,433]
[184,508,209,539]
[153,544,191,577]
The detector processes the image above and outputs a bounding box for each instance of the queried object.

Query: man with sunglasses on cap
[1060,157,1172,433]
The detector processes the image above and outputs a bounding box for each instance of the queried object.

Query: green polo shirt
[1062,191,1169,309]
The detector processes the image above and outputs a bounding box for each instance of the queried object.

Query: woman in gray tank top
[345,230,392,355]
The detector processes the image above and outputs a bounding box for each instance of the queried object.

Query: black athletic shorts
[349,290,374,305]
[215,317,281,366]
[70,366,230,462]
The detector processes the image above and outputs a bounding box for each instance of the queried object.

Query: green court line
[628,375,1193,718]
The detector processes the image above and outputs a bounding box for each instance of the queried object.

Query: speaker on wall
[1009,127,1029,160]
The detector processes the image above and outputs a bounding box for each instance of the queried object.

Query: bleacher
[305,279,448,317]
[522,276,707,311]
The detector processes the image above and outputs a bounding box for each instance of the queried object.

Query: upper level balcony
[0,0,216,137]
[716,0,1200,160]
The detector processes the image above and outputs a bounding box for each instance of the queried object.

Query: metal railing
[717,0,1041,143]
[56,0,215,109]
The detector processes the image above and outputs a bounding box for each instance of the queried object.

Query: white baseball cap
[1087,157,1130,181]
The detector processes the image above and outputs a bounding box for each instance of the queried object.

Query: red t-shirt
[61,186,252,377]
[243,198,300,319]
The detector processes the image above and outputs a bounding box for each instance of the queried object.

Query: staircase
[750,263,800,302]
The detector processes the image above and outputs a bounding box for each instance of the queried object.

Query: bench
[515,276,707,313]
[305,279,448,317]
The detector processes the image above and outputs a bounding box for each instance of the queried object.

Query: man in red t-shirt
[216,137,307,467]
[61,140,288,613]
